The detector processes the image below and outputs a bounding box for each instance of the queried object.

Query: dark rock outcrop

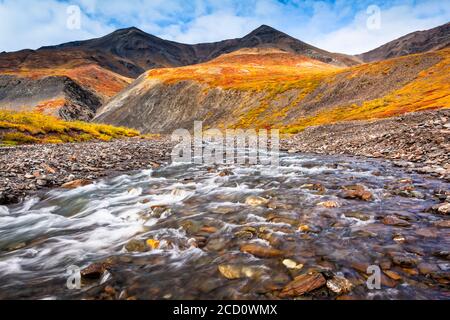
[0,75,101,121]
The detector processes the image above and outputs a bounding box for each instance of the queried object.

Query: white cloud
[0,0,112,52]
[0,0,448,54]
[312,1,450,54]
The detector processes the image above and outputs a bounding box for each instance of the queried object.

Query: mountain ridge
[358,22,450,62]
[0,22,448,125]
[95,45,449,134]
[36,24,360,78]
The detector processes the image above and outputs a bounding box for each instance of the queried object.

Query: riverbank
[1,110,449,205]
[281,110,450,182]
[0,138,172,205]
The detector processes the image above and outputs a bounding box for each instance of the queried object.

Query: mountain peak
[110,26,146,36]
[247,25,285,36]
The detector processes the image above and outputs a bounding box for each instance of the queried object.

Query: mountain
[0,25,360,120]
[0,49,133,120]
[358,22,450,62]
[95,46,450,133]
[40,25,360,75]
[1,23,448,124]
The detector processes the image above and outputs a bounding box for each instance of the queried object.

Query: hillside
[0,110,139,145]
[0,49,133,120]
[95,47,450,133]
[358,22,450,62]
[0,25,359,121]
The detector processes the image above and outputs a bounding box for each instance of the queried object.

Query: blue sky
[0,0,449,54]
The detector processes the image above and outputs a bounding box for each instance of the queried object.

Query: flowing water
[0,152,449,300]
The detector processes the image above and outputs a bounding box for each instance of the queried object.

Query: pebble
[384,270,402,280]
[125,239,147,252]
[282,259,303,270]
[218,264,263,280]
[240,244,284,258]
[432,203,450,215]
[339,185,373,201]
[318,200,341,208]
[279,273,326,298]
[245,196,270,207]
[326,276,353,295]
[382,216,411,227]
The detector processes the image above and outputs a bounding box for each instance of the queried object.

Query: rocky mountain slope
[42,25,359,75]
[358,22,450,62]
[0,49,133,120]
[95,46,450,134]
[0,25,359,120]
[0,75,102,120]
[1,22,448,125]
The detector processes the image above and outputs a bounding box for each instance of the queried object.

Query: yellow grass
[0,110,139,145]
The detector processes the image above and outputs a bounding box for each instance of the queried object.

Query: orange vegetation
[284,49,450,133]
[2,64,132,99]
[34,98,67,114]
[147,47,449,133]
[147,48,341,90]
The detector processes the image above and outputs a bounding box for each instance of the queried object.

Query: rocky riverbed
[1,110,449,206]
[0,152,448,300]
[0,110,449,300]
[282,110,450,182]
[0,138,172,205]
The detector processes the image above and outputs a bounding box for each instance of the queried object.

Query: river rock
[393,234,406,243]
[382,216,411,227]
[125,239,147,252]
[206,237,228,251]
[200,226,218,234]
[344,212,371,221]
[218,264,263,280]
[418,263,439,275]
[415,228,438,238]
[390,252,419,268]
[318,200,341,208]
[339,185,373,201]
[326,276,353,295]
[384,270,402,280]
[433,250,450,260]
[431,203,450,215]
[240,244,284,258]
[234,230,254,240]
[282,259,303,270]
[434,220,450,228]
[301,183,326,194]
[298,224,310,232]
[245,196,269,207]
[62,179,92,189]
[81,262,110,279]
[279,273,326,298]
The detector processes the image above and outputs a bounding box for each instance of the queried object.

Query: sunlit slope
[95,48,450,133]
[0,50,132,120]
[0,110,139,145]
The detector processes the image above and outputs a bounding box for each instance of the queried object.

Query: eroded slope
[95,48,450,133]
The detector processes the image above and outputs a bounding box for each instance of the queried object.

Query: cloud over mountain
[1,0,449,54]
